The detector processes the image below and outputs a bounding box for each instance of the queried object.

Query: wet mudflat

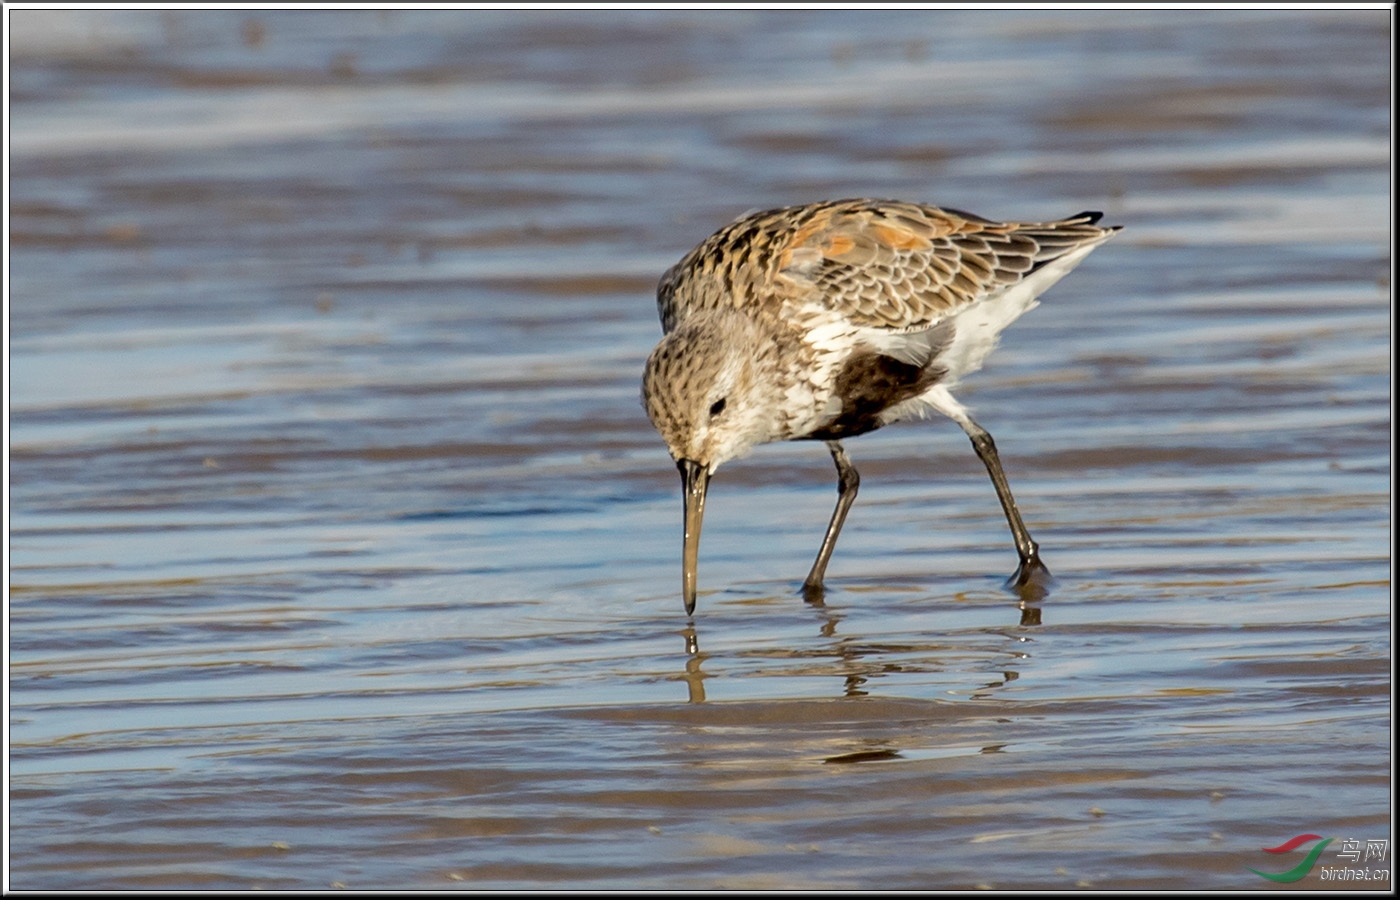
[7,9,1391,890]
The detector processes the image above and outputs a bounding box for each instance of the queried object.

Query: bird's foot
[1006,555,1054,604]
[800,579,827,606]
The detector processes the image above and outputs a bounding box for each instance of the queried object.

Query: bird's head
[641,310,783,613]
[641,310,780,474]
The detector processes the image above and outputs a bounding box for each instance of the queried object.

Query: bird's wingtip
[1071,210,1123,233]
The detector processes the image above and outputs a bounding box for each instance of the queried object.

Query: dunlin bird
[642,199,1120,614]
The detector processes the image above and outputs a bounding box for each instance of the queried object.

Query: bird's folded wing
[777,201,1113,332]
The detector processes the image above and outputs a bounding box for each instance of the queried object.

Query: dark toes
[1006,555,1054,603]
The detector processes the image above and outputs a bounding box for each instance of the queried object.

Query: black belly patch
[807,351,946,440]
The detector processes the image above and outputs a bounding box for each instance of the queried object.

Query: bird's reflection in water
[804,592,842,636]
[808,580,1046,631]
[679,626,707,703]
[676,588,1044,704]
[969,668,1019,701]
[803,600,872,697]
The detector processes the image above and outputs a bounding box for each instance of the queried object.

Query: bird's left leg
[925,387,1052,597]
[802,440,860,603]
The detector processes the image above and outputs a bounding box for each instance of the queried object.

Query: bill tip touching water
[641,199,1121,615]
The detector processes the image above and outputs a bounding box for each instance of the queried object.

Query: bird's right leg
[802,440,860,603]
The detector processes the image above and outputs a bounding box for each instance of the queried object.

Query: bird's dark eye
[708,398,727,418]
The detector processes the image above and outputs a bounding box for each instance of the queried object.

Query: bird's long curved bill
[678,459,709,615]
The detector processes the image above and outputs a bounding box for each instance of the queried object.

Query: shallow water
[6,8,1392,890]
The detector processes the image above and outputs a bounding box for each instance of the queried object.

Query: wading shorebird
[641,199,1120,614]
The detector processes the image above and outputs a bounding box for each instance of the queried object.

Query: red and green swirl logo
[1248,834,1333,883]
